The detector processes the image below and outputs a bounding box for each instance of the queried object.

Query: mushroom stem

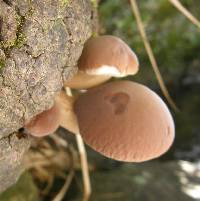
[64,70,111,89]
[55,91,79,134]
[65,87,91,201]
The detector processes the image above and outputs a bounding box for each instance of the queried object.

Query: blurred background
[1,0,200,201]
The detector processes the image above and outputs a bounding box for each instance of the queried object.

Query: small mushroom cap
[74,81,175,162]
[25,103,61,137]
[78,35,139,77]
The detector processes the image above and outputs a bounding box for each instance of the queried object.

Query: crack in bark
[0,17,3,41]
[1,133,13,148]
[2,0,12,6]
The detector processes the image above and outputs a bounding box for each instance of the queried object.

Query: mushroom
[65,35,139,89]
[55,90,79,134]
[74,81,175,162]
[24,91,78,137]
[24,102,61,137]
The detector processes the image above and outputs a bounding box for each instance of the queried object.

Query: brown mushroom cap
[78,35,139,77]
[25,91,79,137]
[74,81,175,162]
[64,35,139,89]
[24,102,61,137]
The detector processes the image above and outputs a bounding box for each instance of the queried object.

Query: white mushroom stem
[55,91,79,134]
[65,87,91,201]
[64,70,111,90]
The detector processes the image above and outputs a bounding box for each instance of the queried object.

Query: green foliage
[0,172,38,201]
[0,59,5,70]
[99,0,200,85]
[99,0,200,159]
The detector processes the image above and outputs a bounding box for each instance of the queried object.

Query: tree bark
[0,0,96,192]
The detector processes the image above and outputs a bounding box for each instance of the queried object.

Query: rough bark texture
[0,0,95,192]
[0,133,30,193]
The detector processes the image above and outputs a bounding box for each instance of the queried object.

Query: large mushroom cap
[74,81,175,162]
[78,35,139,77]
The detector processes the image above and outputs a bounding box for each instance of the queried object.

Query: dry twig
[24,135,74,198]
[52,170,74,201]
[129,0,179,112]
[169,0,200,29]
[52,146,75,201]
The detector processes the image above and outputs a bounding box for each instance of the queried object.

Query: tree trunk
[0,0,96,192]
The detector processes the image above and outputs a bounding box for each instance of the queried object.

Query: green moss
[15,32,26,48]
[16,15,23,27]
[0,14,26,50]
[0,172,38,201]
[15,15,26,47]
[0,33,26,49]
[0,59,5,70]
[91,0,98,8]
[0,40,15,49]
[60,0,69,7]
[92,31,98,37]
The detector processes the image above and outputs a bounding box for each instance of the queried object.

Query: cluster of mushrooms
[24,35,175,162]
